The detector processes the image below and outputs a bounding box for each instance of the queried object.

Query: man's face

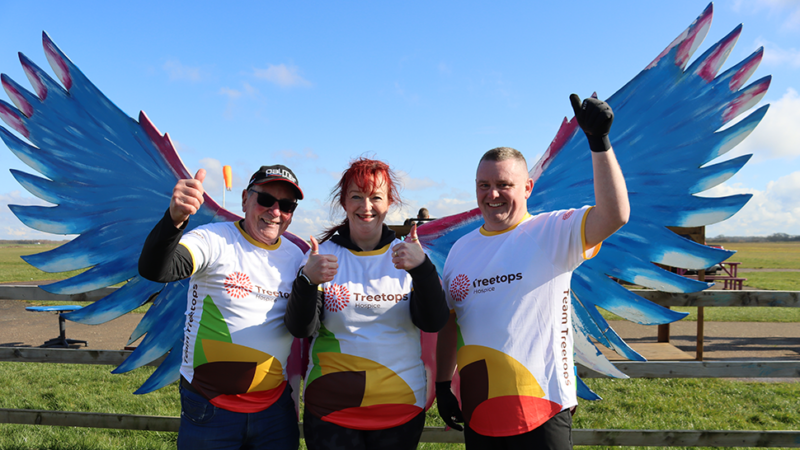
[475,158,533,232]
[241,181,297,246]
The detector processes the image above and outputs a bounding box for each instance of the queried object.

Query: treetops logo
[224,272,252,298]
[324,284,350,312]
[223,272,289,301]
[449,274,470,302]
[450,271,524,301]
[324,283,411,312]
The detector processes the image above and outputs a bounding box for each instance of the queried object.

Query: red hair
[320,157,402,242]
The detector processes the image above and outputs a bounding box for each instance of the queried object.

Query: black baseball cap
[247,164,304,200]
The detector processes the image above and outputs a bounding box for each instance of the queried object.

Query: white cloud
[733,0,800,31]
[0,191,74,240]
[287,198,337,240]
[423,196,476,218]
[219,87,242,99]
[394,82,420,104]
[397,170,442,191]
[219,82,260,100]
[315,166,343,182]
[273,148,319,162]
[163,59,205,82]
[218,83,263,120]
[242,82,258,96]
[253,64,312,88]
[754,38,800,68]
[729,88,800,161]
[198,157,224,195]
[704,171,800,236]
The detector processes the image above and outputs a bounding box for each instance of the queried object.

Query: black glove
[570,94,614,153]
[435,381,464,431]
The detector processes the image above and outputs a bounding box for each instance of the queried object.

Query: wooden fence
[1,287,799,447]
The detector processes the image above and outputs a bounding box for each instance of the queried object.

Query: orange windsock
[223,165,233,191]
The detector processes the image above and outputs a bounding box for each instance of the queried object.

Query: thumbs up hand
[170,169,206,228]
[392,223,426,271]
[570,93,614,153]
[303,236,339,285]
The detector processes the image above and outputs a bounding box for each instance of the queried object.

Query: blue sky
[0,1,799,241]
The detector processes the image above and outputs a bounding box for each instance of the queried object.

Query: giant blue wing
[0,32,310,393]
[418,3,769,399]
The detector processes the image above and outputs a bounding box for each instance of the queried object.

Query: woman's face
[344,175,390,241]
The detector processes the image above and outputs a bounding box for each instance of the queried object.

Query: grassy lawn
[0,363,178,450]
[716,241,800,269]
[740,271,800,291]
[0,243,84,284]
[1,363,798,450]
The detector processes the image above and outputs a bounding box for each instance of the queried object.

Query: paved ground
[605,320,800,361]
[0,299,143,350]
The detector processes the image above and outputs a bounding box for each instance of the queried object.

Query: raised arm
[138,169,206,282]
[570,94,630,248]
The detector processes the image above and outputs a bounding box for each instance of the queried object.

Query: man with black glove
[436,94,629,449]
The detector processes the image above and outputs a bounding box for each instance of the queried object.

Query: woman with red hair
[285,157,449,449]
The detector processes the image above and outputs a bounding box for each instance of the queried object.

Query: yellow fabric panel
[479,213,533,236]
[581,205,602,259]
[201,339,284,392]
[457,345,545,398]
[179,242,198,276]
[317,352,416,407]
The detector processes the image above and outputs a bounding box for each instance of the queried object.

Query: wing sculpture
[0,32,310,394]
[2,4,769,402]
[418,3,770,399]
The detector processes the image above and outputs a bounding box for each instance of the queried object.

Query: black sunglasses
[249,189,298,213]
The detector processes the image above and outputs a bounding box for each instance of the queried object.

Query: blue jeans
[177,383,299,450]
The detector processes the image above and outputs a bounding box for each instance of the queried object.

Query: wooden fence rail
[3,347,799,379]
[0,285,115,302]
[2,409,800,447]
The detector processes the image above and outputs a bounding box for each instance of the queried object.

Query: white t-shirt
[442,206,597,437]
[303,239,427,430]
[179,221,305,413]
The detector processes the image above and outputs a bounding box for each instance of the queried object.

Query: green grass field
[1,242,798,449]
[717,241,800,269]
[0,243,84,284]
[1,363,798,450]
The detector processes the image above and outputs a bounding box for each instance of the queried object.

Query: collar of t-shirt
[330,223,397,252]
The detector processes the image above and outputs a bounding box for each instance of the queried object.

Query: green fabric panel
[193,295,231,368]
[306,322,341,386]
[456,320,465,351]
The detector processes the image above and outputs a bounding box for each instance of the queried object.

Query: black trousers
[303,409,425,450]
[464,408,573,450]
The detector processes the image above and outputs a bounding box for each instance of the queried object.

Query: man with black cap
[139,164,306,450]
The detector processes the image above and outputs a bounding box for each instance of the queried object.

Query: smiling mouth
[356,214,375,221]
[488,202,504,208]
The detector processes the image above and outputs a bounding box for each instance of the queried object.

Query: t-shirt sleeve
[179,224,217,276]
[442,243,460,311]
[535,205,595,272]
